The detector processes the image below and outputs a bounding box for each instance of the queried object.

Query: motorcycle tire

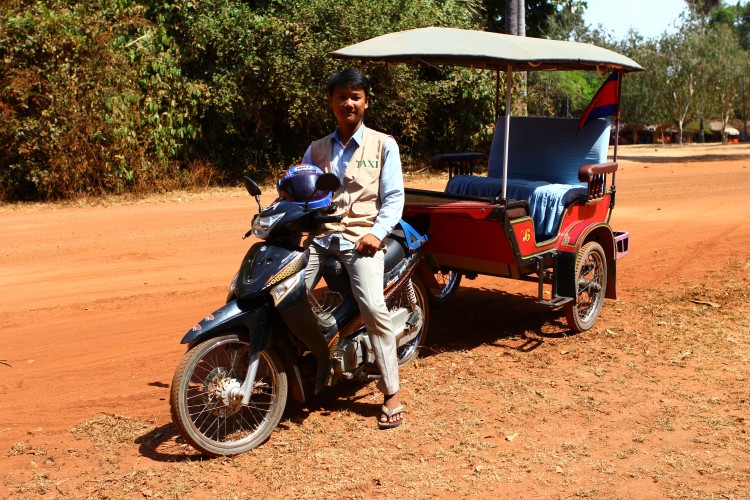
[170,333,287,456]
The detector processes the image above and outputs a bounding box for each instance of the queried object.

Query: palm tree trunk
[506,0,518,35]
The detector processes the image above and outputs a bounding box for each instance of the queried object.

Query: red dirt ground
[1,142,749,498]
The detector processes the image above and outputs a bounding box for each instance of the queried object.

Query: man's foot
[378,393,405,429]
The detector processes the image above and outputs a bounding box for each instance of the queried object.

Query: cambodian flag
[578,71,620,130]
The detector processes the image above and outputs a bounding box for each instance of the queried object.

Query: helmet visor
[280,174,328,202]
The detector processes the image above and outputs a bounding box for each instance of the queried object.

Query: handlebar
[243,206,342,240]
[318,214,343,224]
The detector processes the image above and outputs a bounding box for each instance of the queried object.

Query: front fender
[557,223,617,300]
[181,300,270,351]
[181,300,310,405]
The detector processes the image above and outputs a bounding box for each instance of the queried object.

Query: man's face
[328,85,369,129]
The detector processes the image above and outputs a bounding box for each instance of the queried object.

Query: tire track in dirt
[647,222,743,287]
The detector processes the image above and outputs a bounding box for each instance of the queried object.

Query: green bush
[160,0,492,174]
[0,0,206,200]
[0,0,493,201]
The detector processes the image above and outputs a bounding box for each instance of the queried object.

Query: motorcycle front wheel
[170,333,287,456]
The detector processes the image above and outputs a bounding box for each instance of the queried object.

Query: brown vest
[310,127,392,242]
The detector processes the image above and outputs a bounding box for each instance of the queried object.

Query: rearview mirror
[243,176,263,212]
[243,176,262,197]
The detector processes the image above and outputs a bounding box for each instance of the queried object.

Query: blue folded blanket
[445,176,587,239]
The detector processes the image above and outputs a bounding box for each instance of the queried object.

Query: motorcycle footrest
[405,310,420,328]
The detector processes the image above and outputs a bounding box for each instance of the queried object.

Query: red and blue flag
[578,71,620,130]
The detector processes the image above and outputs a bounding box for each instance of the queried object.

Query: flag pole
[613,70,622,163]
[612,70,622,192]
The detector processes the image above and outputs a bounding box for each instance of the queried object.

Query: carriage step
[540,296,573,307]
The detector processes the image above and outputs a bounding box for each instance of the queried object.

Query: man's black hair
[327,68,370,98]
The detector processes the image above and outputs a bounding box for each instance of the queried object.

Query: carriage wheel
[564,242,607,332]
[426,269,462,306]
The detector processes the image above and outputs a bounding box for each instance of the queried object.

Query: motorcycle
[170,173,433,456]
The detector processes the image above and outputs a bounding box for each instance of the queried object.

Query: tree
[483,0,557,37]
[618,35,666,129]
[687,0,723,17]
[708,1,750,50]
[0,0,205,200]
[546,0,589,41]
[152,0,491,172]
[0,0,489,200]
[660,30,701,143]
[616,28,699,143]
[506,0,519,34]
[699,23,746,142]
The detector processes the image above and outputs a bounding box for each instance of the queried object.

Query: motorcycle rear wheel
[393,277,430,366]
[170,333,287,456]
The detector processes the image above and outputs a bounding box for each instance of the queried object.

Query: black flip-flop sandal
[378,404,406,429]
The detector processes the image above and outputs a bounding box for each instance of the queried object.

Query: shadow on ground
[137,283,576,460]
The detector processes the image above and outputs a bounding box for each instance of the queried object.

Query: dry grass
[70,413,150,449]
[5,260,750,498]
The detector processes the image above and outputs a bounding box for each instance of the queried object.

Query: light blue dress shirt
[302,125,404,249]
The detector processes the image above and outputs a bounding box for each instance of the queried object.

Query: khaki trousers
[305,239,399,395]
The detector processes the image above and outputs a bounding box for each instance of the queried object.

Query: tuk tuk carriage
[330,27,643,331]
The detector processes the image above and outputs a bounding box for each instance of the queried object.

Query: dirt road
[1,143,749,498]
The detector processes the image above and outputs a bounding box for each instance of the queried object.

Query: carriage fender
[557,223,618,300]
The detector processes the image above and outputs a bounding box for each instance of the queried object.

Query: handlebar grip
[319,215,342,224]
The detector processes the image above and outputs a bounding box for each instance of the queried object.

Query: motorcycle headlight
[252,213,284,239]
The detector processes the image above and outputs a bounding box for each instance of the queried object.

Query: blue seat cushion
[445,176,587,239]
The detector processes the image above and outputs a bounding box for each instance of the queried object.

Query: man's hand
[356,233,382,257]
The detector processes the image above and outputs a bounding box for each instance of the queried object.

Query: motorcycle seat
[318,230,407,277]
[383,232,407,273]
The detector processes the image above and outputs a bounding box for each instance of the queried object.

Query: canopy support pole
[495,69,501,121]
[501,66,513,202]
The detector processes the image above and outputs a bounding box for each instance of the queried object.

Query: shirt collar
[332,124,366,147]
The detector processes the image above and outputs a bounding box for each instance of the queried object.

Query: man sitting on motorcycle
[300,68,406,429]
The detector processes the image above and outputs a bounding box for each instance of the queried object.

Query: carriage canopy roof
[330,27,643,73]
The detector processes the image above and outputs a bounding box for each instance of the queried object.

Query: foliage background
[1,0,749,201]
[0,0,495,200]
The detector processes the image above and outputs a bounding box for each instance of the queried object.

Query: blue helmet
[277,164,333,210]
